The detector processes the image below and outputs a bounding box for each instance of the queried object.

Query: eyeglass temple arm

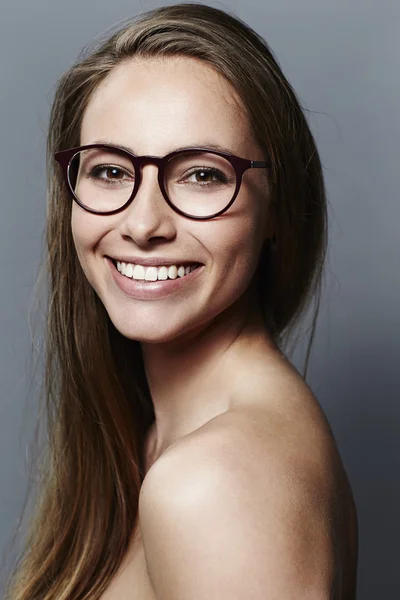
[251,160,269,168]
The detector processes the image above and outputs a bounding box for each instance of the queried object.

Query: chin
[103,308,187,344]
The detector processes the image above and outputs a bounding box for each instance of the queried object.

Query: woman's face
[72,56,271,343]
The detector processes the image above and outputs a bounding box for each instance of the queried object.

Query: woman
[4,3,358,599]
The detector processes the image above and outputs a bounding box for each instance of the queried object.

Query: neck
[140,281,280,458]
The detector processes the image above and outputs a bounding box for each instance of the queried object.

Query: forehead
[80,56,255,155]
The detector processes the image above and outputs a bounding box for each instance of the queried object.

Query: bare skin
[72,57,358,598]
[99,380,358,599]
[99,300,358,600]
[138,304,358,600]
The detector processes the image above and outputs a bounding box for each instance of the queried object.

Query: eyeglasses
[54,143,270,220]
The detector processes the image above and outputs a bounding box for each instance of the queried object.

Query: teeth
[133,264,145,280]
[116,261,200,281]
[168,265,178,280]
[157,266,168,281]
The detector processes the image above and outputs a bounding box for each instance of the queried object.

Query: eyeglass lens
[68,148,237,217]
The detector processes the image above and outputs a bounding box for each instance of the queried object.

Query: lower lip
[107,258,204,300]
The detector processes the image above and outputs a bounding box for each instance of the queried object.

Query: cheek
[70,206,104,274]
[71,207,89,265]
[203,211,265,281]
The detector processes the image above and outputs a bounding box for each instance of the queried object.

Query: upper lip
[109,256,202,267]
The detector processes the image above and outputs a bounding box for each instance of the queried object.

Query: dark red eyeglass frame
[54,143,270,220]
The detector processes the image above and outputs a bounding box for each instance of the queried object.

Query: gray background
[0,0,398,598]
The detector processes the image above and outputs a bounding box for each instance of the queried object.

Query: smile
[108,257,204,300]
[115,260,201,282]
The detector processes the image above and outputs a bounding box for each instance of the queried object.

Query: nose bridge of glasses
[130,154,167,206]
[135,154,164,171]
[133,154,165,188]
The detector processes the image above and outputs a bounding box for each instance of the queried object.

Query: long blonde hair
[3,4,327,599]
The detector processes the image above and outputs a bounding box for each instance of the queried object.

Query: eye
[89,164,134,182]
[183,167,228,185]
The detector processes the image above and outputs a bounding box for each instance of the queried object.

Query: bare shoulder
[139,393,358,599]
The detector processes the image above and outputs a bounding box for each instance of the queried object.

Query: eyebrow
[89,139,238,156]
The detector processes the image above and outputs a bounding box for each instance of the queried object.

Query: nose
[117,161,176,244]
